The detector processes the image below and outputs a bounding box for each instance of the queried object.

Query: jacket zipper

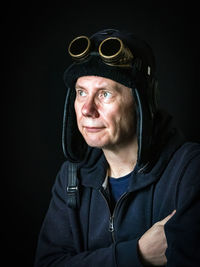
[99,190,129,243]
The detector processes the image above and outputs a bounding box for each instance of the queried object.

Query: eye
[76,89,87,97]
[100,91,112,100]
[104,92,112,98]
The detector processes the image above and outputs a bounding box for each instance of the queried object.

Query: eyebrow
[75,83,120,92]
[75,85,85,90]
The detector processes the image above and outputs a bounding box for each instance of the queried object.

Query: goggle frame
[68,35,134,68]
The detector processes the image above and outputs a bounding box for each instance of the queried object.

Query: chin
[84,137,109,149]
[85,141,106,149]
[82,131,110,148]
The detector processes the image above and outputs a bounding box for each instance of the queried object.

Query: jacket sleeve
[165,150,200,266]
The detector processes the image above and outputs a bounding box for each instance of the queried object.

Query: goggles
[68,35,134,68]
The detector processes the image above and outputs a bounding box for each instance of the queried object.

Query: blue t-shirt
[108,172,131,203]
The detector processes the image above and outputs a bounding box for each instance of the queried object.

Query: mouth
[84,126,105,133]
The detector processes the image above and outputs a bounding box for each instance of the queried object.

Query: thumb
[159,210,176,225]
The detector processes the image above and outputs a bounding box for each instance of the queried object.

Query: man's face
[74,76,136,150]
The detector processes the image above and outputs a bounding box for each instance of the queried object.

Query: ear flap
[62,88,88,162]
[133,87,154,167]
[147,76,160,116]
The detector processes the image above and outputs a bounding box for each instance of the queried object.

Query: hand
[138,210,176,266]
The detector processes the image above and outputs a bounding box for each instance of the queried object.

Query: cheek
[117,100,135,130]
[122,105,136,133]
[74,101,82,128]
[74,100,81,118]
[100,106,121,130]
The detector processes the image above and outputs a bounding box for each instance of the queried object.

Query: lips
[84,126,105,133]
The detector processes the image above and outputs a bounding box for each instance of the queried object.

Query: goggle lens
[68,36,90,60]
[99,38,122,57]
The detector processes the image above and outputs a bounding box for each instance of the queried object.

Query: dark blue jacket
[34,111,200,266]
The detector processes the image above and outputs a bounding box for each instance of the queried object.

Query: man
[34,29,200,266]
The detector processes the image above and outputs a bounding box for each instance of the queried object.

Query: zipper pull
[109,216,114,232]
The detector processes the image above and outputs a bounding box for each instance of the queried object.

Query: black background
[2,1,200,266]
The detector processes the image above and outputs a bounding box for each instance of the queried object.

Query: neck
[103,138,138,178]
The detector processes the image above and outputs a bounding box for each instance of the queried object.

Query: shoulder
[161,142,200,180]
[51,161,80,209]
[59,160,70,178]
[52,161,70,197]
[177,141,200,154]
[172,142,200,180]
[162,142,200,195]
[172,142,200,166]
[173,142,200,203]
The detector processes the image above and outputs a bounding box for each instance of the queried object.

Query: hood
[78,109,186,189]
[62,29,160,168]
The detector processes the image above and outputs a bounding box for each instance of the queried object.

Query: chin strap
[67,162,79,209]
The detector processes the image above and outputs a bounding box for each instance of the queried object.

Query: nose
[81,97,100,118]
